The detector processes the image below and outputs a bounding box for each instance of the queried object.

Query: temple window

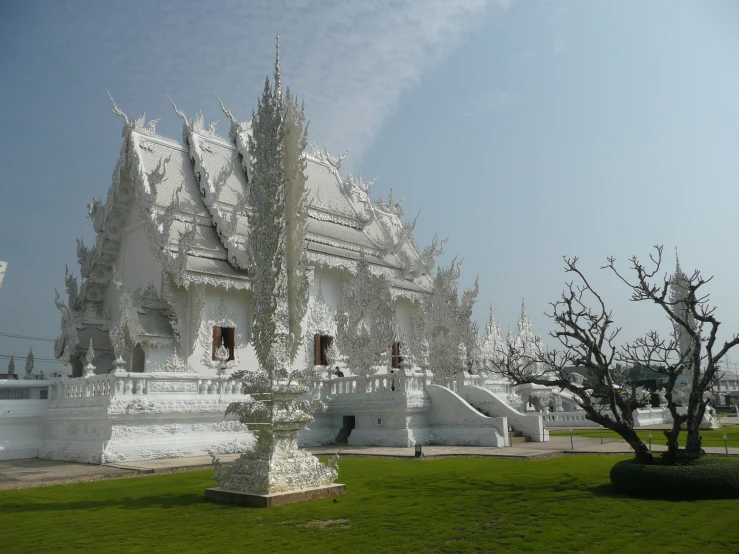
[131,344,146,373]
[391,341,403,369]
[314,334,333,366]
[212,327,236,361]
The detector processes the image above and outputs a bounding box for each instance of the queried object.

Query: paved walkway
[2,434,738,490]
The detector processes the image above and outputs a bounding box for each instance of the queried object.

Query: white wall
[121,223,162,294]
[313,267,344,311]
[0,396,48,460]
[104,206,163,318]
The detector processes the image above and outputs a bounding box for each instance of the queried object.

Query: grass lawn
[1,456,738,553]
[550,426,739,448]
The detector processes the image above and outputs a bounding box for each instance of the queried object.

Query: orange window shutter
[212,327,222,361]
[320,336,328,366]
[226,328,235,361]
[314,334,321,365]
[392,341,400,369]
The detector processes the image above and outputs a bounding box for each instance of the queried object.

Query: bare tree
[492,246,739,465]
[606,246,739,463]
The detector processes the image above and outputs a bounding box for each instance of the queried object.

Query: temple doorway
[335,415,355,444]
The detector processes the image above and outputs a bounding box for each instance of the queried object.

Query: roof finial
[106,88,129,126]
[215,92,236,125]
[168,96,187,123]
[675,246,682,273]
[274,34,282,103]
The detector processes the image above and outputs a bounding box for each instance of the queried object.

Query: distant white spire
[511,298,543,359]
[670,248,697,383]
[24,348,34,375]
[274,34,282,103]
[482,303,503,365]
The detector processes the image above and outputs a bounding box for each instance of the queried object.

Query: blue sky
[1,0,739,373]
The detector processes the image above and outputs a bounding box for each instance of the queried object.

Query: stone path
[2,434,738,490]
[0,458,133,490]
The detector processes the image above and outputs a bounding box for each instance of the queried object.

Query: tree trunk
[683,400,706,461]
[683,419,705,461]
[662,425,682,465]
[621,427,654,464]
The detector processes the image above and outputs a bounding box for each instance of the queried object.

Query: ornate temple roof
[55,92,445,364]
[71,96,439,308]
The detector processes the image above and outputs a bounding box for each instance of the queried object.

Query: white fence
[52,372,247,404]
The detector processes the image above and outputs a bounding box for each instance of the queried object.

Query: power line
[0,354,63,364]
[0,332,56,343]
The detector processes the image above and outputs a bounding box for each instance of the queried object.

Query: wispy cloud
[40,0,515,166]
[282,0,515,164]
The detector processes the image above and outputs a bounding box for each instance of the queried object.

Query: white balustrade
[319,369,430,402]
[50,372,249,407]
[541,411,597,427]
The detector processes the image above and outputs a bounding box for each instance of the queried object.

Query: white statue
[211,40,339,497]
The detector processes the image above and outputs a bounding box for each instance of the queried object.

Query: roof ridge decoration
[374,189,405,218]
[308,142,349,176]
[215,93,253,179]
[106,89,163,139]
[307,142,445,281]
[342,171,376,225]
[53,288,82,361]
[108,92,195,288]
[170,98,251,270]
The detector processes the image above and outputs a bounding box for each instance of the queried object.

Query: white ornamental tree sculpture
[212,38,338,495]
[410,259,478,380]
[335,253,396,378]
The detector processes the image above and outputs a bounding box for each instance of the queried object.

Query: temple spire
[675,247,682,274]
[25,348,34,375]
[519,298,528,326]
[274,34,282,103]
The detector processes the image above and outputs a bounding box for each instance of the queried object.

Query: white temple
[0,46,563,465]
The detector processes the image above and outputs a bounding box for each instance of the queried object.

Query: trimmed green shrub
[610,456,739,500]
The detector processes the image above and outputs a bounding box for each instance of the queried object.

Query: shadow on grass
[4,478,618,514]
[588,483,620,497]
[1,492,214,513]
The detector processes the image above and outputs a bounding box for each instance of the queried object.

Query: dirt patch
[297,519,350,529]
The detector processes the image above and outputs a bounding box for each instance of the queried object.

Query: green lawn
[550,426,739,448]
[1,456,738,553]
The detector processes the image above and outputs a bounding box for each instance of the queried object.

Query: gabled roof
[69,100,441,321]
